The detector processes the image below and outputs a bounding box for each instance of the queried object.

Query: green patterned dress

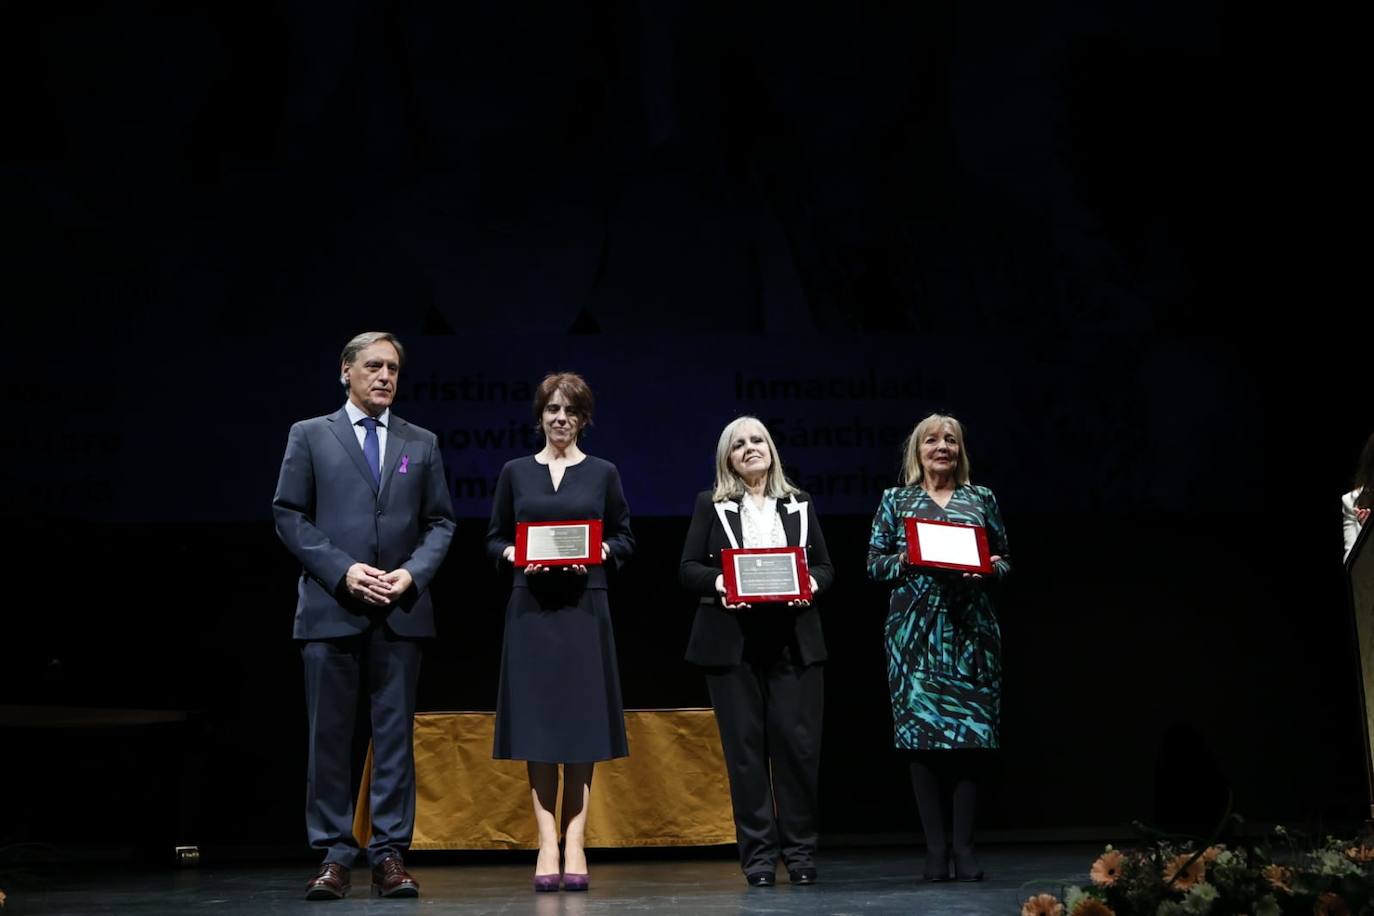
[866,484,1011,750]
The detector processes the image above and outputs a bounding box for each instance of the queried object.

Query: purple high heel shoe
[533,874,561,892]
[562,872,589,891]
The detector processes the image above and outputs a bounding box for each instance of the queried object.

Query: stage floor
[8,845,1099,915]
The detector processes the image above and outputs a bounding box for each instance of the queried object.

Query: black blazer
[680,489,835,667]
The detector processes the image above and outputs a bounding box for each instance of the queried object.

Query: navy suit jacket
[273,406,456,639]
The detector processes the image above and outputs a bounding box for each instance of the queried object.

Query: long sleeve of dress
[866,489,908,585]
[602,464,635,570]
[980,487,1012,582]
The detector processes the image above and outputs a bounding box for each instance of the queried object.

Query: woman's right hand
[505,545,549,573]
[715,574,749,610]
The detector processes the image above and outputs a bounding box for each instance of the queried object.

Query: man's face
[342,341,400,416]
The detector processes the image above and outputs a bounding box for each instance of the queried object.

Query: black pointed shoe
[952,848,984,882]
[922,847,951,882]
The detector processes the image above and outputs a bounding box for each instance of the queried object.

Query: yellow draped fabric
[352,710,736,849]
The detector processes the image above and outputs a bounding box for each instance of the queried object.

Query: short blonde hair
[711,416,799,502]
[901,413,971,486]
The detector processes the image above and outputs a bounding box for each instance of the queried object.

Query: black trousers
[301,624,421,868]
[704,647,824,874]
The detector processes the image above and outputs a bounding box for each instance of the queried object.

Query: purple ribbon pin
[399,455,409,474]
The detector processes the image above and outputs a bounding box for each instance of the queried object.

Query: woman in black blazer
[680,416,834,888]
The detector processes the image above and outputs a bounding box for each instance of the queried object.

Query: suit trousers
[301,623,421,867]
[704,646,824,874]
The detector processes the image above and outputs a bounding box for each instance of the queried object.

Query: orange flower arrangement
[1069,898,1115,916]
[1314,891,1350,916]
[1161,852,1206,890]
[1261,863,1294,893]
[1062,832,1374,915]
[1021,893,1065,916]
[1090,850,1124,886]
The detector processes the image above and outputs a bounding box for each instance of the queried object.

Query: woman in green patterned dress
[866,413,1010,882]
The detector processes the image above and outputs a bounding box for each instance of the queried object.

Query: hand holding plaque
[720,547,813,604]
[902,517,993,575]
[515,520,604,568]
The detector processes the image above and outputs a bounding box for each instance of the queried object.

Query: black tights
[908,751,985,872]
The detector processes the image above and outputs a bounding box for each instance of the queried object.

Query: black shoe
[788,867,818,885]
[952,848,984,882]
[922,846,951,882]
[745,871,776,887]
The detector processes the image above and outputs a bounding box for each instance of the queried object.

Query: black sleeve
[679,491,722,597]
[804,496,835,594]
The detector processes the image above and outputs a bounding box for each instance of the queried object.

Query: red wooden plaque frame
[903,517,992,574]
[721,546,812,603]
[515,519,603,567]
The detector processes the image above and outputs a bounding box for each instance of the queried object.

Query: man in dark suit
[273,331,455,900]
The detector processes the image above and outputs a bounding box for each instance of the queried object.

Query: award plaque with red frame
[903,517,993,574]
[720,546,812,603]
[514,519,604,567]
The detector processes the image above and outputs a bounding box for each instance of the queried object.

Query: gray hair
[339,331,405,385]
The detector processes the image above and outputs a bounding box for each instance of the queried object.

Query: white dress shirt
[344,400,390,468]
[740,495,787,549]
[1343,487,1365,562]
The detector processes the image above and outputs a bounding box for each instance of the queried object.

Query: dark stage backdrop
[2,1,1367,855]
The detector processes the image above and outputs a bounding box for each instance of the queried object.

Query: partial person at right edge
[1343,432,1373,563]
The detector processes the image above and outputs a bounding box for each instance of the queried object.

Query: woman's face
[728,421,772,481]
[541,388,581,447]
[918,423,960,479]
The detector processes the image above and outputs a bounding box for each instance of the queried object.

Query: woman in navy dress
[866,413,1010,882]
[487,372,633,891]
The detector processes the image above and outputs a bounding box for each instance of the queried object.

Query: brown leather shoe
[372,855,420,898]
[305,862,350,900]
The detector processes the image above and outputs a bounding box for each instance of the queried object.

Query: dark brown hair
[533,372,595,439]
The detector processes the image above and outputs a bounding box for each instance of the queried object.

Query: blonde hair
[711,416,799,502]
[901,413,971,486]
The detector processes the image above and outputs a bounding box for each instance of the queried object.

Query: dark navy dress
[486,455,633,763]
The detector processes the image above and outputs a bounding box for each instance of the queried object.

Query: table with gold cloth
[353,709,735,849]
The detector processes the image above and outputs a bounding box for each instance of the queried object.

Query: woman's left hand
[567,543,611,576]
[962,555,1002,580]
[1359,507,1371,526]
[788,576,820,607]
